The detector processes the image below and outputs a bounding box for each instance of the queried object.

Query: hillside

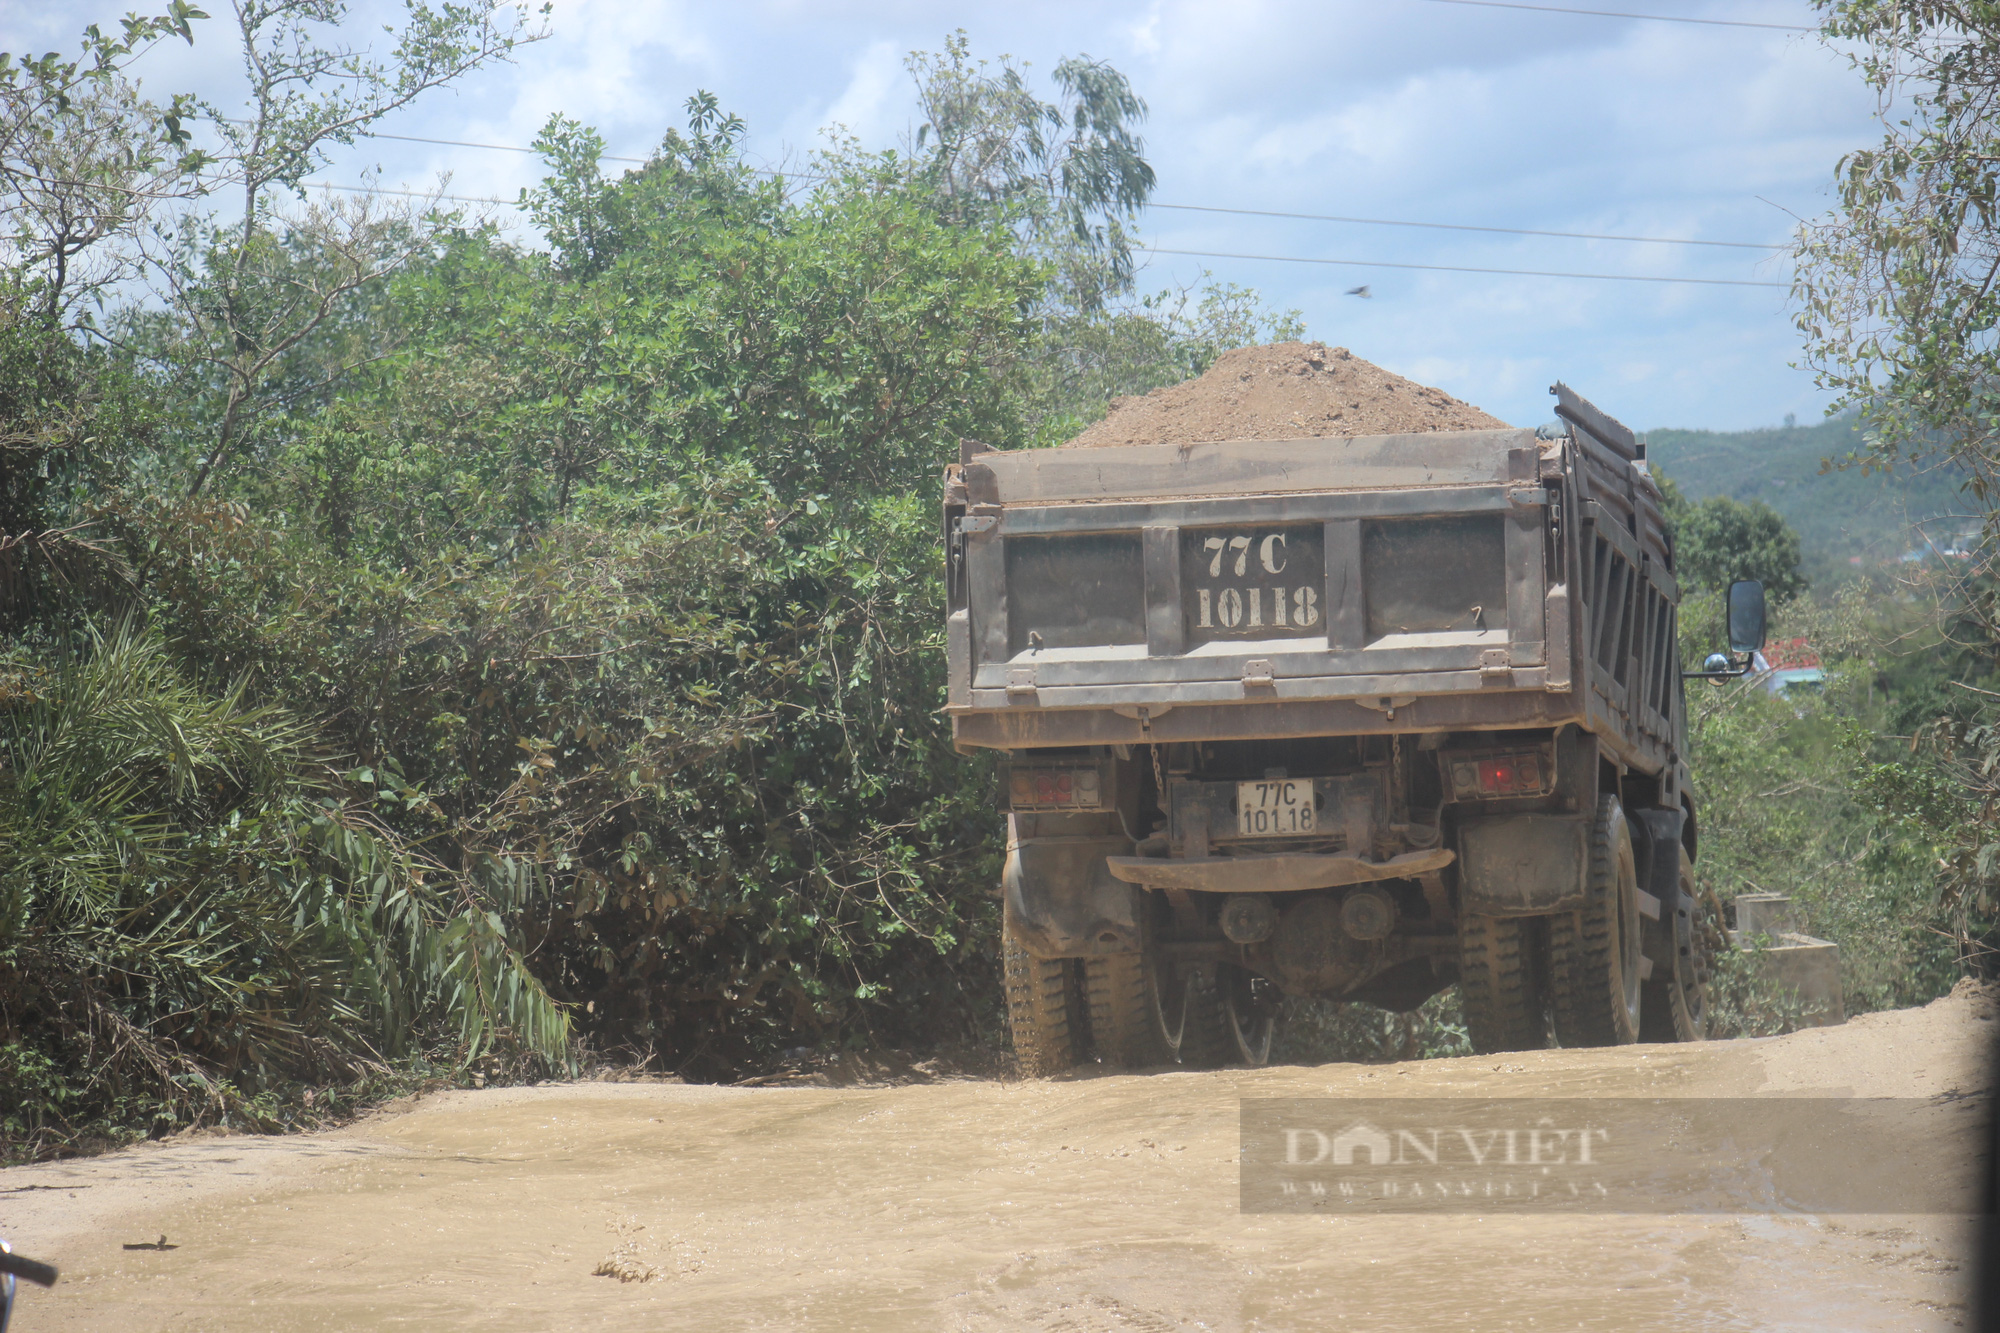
[1642,415,1968,583]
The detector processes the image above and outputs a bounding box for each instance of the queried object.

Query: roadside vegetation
[0,8,1303,1157]
[0,0,1993,1155]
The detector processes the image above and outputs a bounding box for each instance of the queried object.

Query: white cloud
[1127,2,1163,56]
[454,0,718,150]
[0,0,1871,427]
[802,38,908,147]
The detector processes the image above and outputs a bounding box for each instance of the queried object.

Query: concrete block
[1730,894,1844,1027]
[1754,932,1846,1027]
[1733,892,1798,938]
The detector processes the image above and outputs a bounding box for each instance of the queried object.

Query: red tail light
[1445,749,1551,801]
[1008,766,1105,811]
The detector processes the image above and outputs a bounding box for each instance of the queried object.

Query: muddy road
[3,985,1991,1332]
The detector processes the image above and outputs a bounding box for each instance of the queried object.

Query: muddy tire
[1085,952,1166,1068]
[1549,794,1644,1047]
[1003,913,1084,1077]
[1458,910,1547,1053]
[1641,846,1712,1042]
[1219,965,1277,1066]
[1150,955,1231,1069]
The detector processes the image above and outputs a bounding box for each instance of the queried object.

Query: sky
[3,0,1881,432]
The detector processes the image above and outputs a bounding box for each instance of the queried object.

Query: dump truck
[941,384,1764,1073]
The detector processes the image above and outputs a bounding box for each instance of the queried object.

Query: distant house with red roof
[1753,636,1825,698]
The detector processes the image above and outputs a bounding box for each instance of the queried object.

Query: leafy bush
[97,117,1049,1079]
[0,622,565,1159]
[0,11,1330,1153]
[1684,594,1961,1016]
[1273,991,1473,1065]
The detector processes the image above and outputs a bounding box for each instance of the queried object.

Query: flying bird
[1345,285,1372,299]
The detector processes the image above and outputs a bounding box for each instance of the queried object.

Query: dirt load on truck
[941,349,1765,1074]
[1064,341,1507,447]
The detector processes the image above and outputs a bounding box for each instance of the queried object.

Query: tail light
[1443,748,1553,801]
[1007,765,1107,811]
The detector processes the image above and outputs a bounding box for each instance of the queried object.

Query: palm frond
[0,619,573,1150]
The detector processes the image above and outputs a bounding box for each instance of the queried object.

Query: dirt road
[3,984,1991,1331]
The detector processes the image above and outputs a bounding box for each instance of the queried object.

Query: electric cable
[1138,244,1787,287]
[1413,0,1811,30]
[348,128,1785,252]
[300,178,1790,288]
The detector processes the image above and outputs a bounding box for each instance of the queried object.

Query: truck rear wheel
[1085,953,1165,1067]
[1640,845,1712,1042]
[1549,794,1644,1047]
[1219,965,1277,1066]
[1150,955,1230,1069]
[1003,909,1085,1077]
[1089,950,1272,1069]
[1458,911,1547,1053]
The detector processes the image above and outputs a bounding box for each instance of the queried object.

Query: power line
[1150,202,1780,250]
[1139,245,1788,288]
[1413,0,1813,30]
[302,179,523,208]
[352,127,1782,252]
[304,180,1786,287]
[369,129,651,165]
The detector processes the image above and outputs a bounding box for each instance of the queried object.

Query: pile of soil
[1063,341,1508,447]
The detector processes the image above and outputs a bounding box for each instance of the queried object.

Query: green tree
[0,0,581,1160]
[146,0,548,505]
[1669,493,1807,600]
[0,8,210,623]
[0,4,208,327]
[1792,2,2000,961]
[132,97,1048,1072]
[0,323,165,629]
[904,31,1155,311]
[886,36,1301,446]
[1795,1,2000,513]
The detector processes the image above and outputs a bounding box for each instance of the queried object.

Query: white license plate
[1237,779,1316,837]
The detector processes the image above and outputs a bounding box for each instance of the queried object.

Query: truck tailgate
[945,428,1559,738]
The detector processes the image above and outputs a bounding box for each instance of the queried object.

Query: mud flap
[1457,814,1591,915]
[1002,836,1144,958]
[1628,807,1688,973]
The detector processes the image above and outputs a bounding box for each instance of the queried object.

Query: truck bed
[942,387,1682,781]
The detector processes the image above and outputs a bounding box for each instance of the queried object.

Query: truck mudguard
[1002,836,1145,958]
[1627,808,1687,908]
[1457,813,1592,915]
[1628,806,1689,973]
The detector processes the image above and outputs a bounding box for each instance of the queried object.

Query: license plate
[1237,779,1316,837]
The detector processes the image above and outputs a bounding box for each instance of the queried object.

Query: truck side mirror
[1726,580,1766,655]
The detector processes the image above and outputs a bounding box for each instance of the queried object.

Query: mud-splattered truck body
[943,385,1743,1072]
